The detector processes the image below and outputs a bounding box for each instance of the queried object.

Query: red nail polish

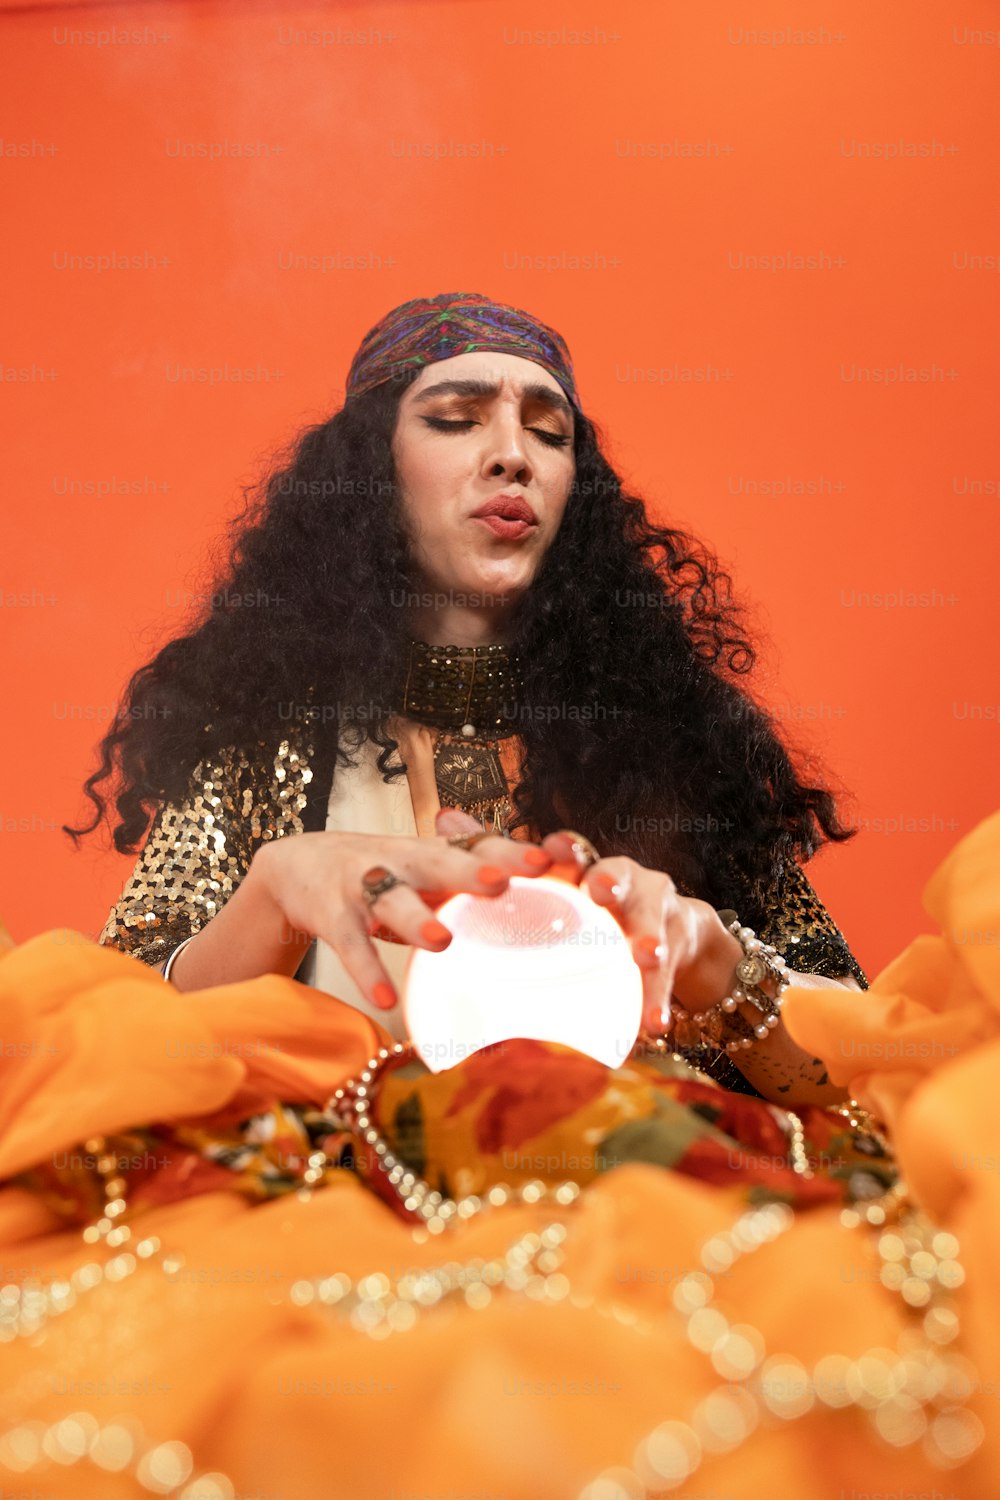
[594,872,622,897]
[522,848,551,869]
[476,865,506,884]
[636,935,665,963]
[373,982,397,1010]
[420,919,452,947]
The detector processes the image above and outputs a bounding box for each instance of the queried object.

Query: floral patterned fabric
[351,1039,896,1217]
[13,1039,895,1232]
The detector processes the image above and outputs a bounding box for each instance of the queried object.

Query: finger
[350,842,547,928]
[639,903,698,1032]
[356,853,515,944]
[577,860,668,1027]
[591,865,682,1031]
[314,907,404,1013]
[435,807,481,836]
[539,831,587,883]
[453,835,552,876]
[363,883,457,952]
[415,841,552,917]
[431,823,554,878]
[599,867,673,975]
[583,860,633,910]
[642,973,674,1033]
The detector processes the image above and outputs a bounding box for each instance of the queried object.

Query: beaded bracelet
[675,913,792,1056]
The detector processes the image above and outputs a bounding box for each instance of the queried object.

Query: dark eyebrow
[412,377,574,422]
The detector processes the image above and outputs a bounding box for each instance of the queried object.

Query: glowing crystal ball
[402,875,644,1073]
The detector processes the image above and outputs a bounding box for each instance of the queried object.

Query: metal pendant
[433,736,508,808]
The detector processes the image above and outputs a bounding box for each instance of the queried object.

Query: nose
[480,409,533,484]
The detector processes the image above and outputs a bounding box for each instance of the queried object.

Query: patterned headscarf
[345,291,582,411]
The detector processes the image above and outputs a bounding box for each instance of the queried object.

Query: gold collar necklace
[398,639,523,741]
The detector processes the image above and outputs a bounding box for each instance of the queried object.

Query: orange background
[2,0,997,979]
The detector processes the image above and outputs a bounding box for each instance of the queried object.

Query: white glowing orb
[402,875,644,1073]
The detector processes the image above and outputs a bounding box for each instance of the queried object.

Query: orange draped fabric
[1,811,999,1498]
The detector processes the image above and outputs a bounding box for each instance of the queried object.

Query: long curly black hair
[64,372,858,918]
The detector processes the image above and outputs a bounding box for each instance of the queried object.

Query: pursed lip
[470,494,537,525]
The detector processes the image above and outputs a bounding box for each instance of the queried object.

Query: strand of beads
[782,1109,813,1178]
[288,1222,571,1340]
[676,917,791,1056]
[0,1419,237,1498]
[578,1185,981,1499]
[0,1134,165,1347]
[0,1235,164,1346]
[0,1083,980,1497]
[80,1133,135,1248]
[328,1042,583,1234]
[0,1136,239,1497]
[274,1166,981,1491]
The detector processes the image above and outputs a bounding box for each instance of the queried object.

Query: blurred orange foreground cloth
[0,812,999,1500]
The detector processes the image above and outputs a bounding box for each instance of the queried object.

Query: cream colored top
[293,716,454,1040]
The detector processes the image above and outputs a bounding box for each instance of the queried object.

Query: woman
[5,292,987,1499]
[72,291,866,1106]
[2,811,998,1497]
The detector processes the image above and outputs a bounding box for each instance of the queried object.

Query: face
[390,350,577,617]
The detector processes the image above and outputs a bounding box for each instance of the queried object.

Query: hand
[426,820,849,1107]
[541,831,744,1033]
[250,819,553,1014]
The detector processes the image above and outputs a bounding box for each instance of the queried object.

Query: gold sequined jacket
[98,726,869,1090]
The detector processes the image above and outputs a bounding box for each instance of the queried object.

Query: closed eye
[421,416,571,448]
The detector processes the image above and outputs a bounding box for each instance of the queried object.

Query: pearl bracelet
[679,915,791,1056]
